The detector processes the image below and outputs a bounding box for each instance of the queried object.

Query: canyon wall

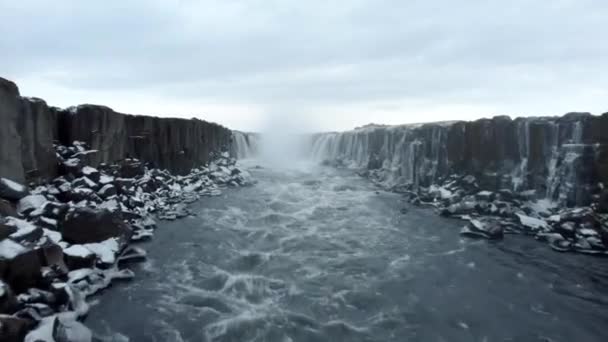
[311,114,608,206]
[0,77,233,183]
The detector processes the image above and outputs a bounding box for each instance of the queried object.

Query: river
[86,161,608,342]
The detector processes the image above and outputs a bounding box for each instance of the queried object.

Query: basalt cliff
[311,114,608,207]
[0,77,233,185]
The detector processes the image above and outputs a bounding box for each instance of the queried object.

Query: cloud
[1,0,607,131]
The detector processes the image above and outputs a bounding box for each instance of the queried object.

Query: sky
[1,0,607,132]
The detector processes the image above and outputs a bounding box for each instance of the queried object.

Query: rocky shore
[0,141,253,341]
[0,77,253,341]
[312,114,608,255]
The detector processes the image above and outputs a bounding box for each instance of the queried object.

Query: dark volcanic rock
[0,314,35,342]
[1,77,233,183]
[61,208,132,244]
[0,178,29,201]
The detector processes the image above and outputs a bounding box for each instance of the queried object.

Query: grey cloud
[1,0,606,129]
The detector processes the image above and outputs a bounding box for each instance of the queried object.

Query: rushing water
[87,161,608,342]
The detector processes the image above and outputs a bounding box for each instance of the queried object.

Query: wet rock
[440,201,476,216]
[460,219,504,240]
[515,213,549,232]
[118,246,147,266]
[62,208,132,244]
[24,312,91,342]
[0,178,29,201]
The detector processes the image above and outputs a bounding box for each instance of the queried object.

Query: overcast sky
[1,0,607,131]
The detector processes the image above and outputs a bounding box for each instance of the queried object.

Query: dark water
[87,162,608,342]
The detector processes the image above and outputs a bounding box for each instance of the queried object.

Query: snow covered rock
[4,217,43,243]
[460,219,504,240]
[515,213,549,232]
[17,195,48,215]
[0,178,29,201]
[0,223,18,240]
[97,184,116,199]
[80,166,100,183]
[63,245,96,270]
[24,312,91,342]
[0,240,42,292]
[61,208,132,244]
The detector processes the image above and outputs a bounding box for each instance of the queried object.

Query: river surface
[87,162,608,342]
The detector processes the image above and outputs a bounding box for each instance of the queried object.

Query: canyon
[0,76,607,341]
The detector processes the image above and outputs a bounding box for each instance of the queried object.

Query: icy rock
[83,238,119,266]
[475,191,495,202]
[440,201,476,216]
[62,208,132,244]
[5,217,43,242]
[0,178,29,201]
[98,174,114,186]
[24,312,91,342]
[515,213,549,231]
[18,195,48,215]
[460,219,504,240]
[97,184,116,199]
[37,217,58,231]
[72,177,98,191]
[0,314,35,342]
[118,246,147,265]
[63,245,96,270]
[80,166,100,183]
[0,223,18,240]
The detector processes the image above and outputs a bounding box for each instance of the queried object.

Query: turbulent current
[86,161,608,342]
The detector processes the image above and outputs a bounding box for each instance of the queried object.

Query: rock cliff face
[311,114,608,206]
[0,77,233,183]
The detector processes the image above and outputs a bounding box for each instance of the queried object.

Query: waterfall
[308,115,602,206]
[232,131,259,159]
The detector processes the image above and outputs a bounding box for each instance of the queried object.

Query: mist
[256,109,318,168]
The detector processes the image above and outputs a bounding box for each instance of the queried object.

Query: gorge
[0,76,607,341]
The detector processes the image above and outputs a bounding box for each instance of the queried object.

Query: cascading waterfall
[232,131,260,159]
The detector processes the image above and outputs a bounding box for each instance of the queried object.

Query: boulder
[17,195,48,215]
[97,184,116,199]
[0,240,42,293]
[118,159,145,178]
[62,245,96,270]
[4,218,43,243]
[0,314,35,342]
[0,178,28,201]
[79,166,100,183]
[0,199,17,218]
[61,208,132,244]
[0,223,17,241]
